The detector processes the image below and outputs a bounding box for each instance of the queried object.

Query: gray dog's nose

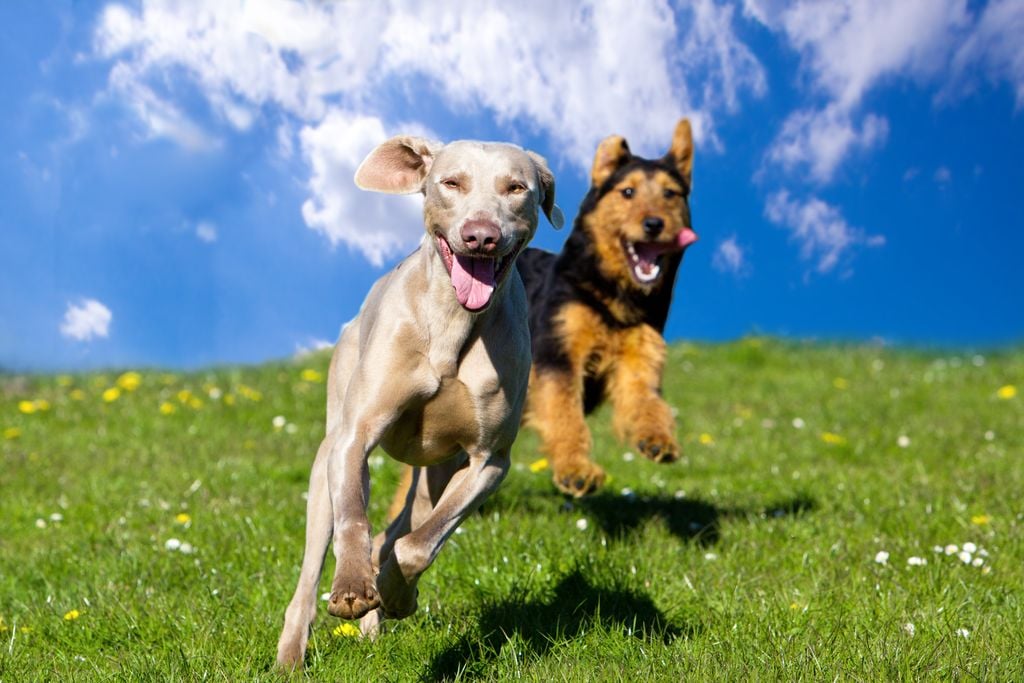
[461,219,501,254]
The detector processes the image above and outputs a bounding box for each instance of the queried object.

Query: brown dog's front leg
[607,324,679,463]
[526,369,604,496]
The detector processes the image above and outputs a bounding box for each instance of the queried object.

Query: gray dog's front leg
[374,450,510,621]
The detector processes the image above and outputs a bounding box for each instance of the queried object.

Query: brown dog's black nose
[643,216,664,238]
[461,219,501,254]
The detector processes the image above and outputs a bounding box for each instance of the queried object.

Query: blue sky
[2,0,1023,371]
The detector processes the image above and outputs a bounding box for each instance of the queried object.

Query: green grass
[1,339,1022,681]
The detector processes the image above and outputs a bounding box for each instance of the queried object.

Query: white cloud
[195,220,217,243]
[767,104,887,182]
[60,299,112,341]
[765,190,883,274]
[934,166,952,184]
[712,235,750,276]
[951,0,1024,108]
[294,337,334,358]
[746,0,1024,182]
[300,111,425,266]
[93,0,767,264]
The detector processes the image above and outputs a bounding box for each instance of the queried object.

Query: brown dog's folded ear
[590,134,631,187]
[354,136,442,194]
[665,118,694,190]
[527,151,565,229]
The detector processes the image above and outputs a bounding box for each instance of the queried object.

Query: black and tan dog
[516,118,698,497]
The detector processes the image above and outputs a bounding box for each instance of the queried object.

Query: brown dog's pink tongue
[450,255,496,310]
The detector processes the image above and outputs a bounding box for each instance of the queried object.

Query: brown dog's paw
[636,431,679,464]
[552,460,606,497]
[327,576,380,620]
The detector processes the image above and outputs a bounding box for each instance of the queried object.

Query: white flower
[874,551,890,565]
[704,552,718,561]
[958,551,973,564]
[575,518,588,531]
[622,451,635,462]
[897,435,910,448]
[944,544,959,555]
[179,542,194,554]
[907,556,927,566]
[933,545,944,553]
[272,415,286,429]
[321,592,331,601]
[165,538,182,551]
[956,628,970,639]
[972,557,984,567]
[35,518,46,529]
[903,622,916,636]
[984,430,995,441]
[620,487,635,499]
[49,512,64,522]
[792,418,805,429]
[285,423,298,434]
[962,542,977,554]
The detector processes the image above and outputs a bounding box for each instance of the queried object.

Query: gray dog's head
[355,136,563,312]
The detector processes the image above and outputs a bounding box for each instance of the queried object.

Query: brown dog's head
[579,119,697,290]
[354,136,563,312]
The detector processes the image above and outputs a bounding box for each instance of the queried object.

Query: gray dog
[276,135,563,669]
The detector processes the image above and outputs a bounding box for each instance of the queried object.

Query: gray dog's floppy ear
[526,151,565,229]
[354,136,442,194]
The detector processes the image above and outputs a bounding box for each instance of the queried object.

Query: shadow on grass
[424,569,690,681]
[483,486,816,548]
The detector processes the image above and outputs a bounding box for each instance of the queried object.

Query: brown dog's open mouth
[436,234,523,311]
[621,228,698,286]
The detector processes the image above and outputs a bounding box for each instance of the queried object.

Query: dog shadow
[424,569,689,681]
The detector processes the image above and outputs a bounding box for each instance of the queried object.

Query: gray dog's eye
[508,183,527,194]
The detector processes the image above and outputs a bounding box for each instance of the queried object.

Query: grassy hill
[1,339,1022,680]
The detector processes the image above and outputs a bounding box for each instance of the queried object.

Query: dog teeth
[635,263,660,283]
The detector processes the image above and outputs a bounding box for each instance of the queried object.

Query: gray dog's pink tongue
[450,255,496,310]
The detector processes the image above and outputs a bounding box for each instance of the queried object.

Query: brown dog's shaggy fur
[515,119,697,497]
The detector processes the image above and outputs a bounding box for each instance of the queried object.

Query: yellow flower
[116,372,142,392]
[300,368,324,383]
[34,399,51,412]
[175,512,191,525]
[176,389,193,403]
[789,602,801,610]
[833,377,849,390]
[18,400,37,414]
[528,457,549,473]
[820,432,847,446]
[3,427,20,440]
[699,433,715,445]
[160,374,178,386]
[971,514,991,526]
[0,616,7,632]
[223,394,236,406]
[63,609,81,621]
[333,623,360,638]
[996,385,1017,400]
[102,387,121,403]
[69,389,85,401]
[238,385,262,402]
[159,402,177,415]
[188,397,204,410]
[56,375,73,387]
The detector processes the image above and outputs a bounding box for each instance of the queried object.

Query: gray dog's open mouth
[436,234,523,311]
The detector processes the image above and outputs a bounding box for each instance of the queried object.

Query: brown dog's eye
[508,183,527,194]
[442,179,460,190]
[663,189,679,199]
[621,187,634,199]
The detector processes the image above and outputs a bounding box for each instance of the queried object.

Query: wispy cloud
[765,190,884,274]
[60,299,112,341]
[195,220,217,243]
[712,235,750,276]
